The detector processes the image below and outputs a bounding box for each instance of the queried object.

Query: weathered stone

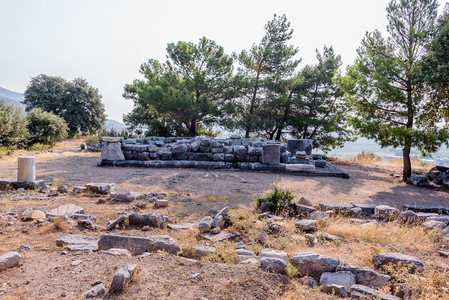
[285,164,315,172]
[398,210,419,224]
[290,203,316,218]
[84,283,106,298]
[287,139,313,155]
[309,211,330,220]
[17,156,35,183]
[262,144,280,165]
[110,190,144,203]
[128,213,166,229]
[215,206,231,219]
[318,203,353,213]
[73,186,88,195]
[236,249,255,256]
[106,214,129,231]
[101,141,125,161]
[98,234,179,255]
[154,199,169,208]
[12,180,46,190]
[336,264,390,289]
[422,220,446,230]
[314,160,326,168]
[305,233,318,245]
[201,231,237,242]
[260,257,287,274]
[440,226,449,242]
[211,215,223,229]
[198,216,213,233]
[298,197,313,206]
[109,264,140,293]
[171,144,188,154]
[321,284,348,297]
[295,220,317,232]
[373,252,424,272]
[99,248,132,257]
[258,248,289,263]
[56,234,99,251]
[85,183,116,195]
[0,251,21,270]
[0,178,14,191]
[298,276,318,288]
[374,205,399,221]
[48,203,85,217]
[350,284,400,300]
[319,233,341,242]
[167,222,197,231]
[193,245,216,258]
[291,252,340,279]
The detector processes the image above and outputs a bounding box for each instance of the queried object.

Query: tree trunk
[403,147,411,182]
[189,119,196,137]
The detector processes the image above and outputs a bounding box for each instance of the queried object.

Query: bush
[26,108,68,146]
[256,185,295,215]
[0,100,28,148]
[83,135,101,145]
[0,146,14,158]
[29,143,49,151]
[350,151,381,163]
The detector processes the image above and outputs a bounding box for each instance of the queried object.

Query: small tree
[0,100,28,148]
[26,108,68,146]
[336,0,447,181]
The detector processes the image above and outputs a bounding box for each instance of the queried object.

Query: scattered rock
[106,214,129,231]
[305,233,317,245]
[154,199,169,208]
[258,248,289,262]
[422,220,446,230]
[198,216,213,233]
[260,257,287,274]
[437,250,449,257]
[201,231,237,242]
[309,211,330,221]
[291,252,340,279]
[48,204,85,217]
[321,284,348,297]
[235,242,246,249]
[109,264,140,293]
[0,251,21,270]
[373,252,424,273]
[320,271,356,295]
[298,276,318,288]
[374,205,399,221]
[193,245,216,258]
[336,264,390,289]
[70,259,82,266]
[128,213,166,229]
[85,183,116,195]
[84,283,106,298]
[210,227,221,234]
[78,219,96,231]
[99,248,132,258]
[98,234,179,255]
[298,197,313,206]
[30,210,46,220]
[295,219,317,232]
[110,190,144,203]
[319,232,341,242]
[350,284,400,300]
[56,234,99,251]
[211,215,223,229]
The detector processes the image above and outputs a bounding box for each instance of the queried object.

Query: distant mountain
[0,86,126,130]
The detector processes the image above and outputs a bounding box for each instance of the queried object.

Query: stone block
[287,139,313,155]
[109,264,140,293]
[17,156,35,183]
[262,144,280,165]
[285,164,315,172]
[129,213,166,229]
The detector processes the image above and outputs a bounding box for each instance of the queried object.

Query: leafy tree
[336,0,447,181]
[228,14,300,139]
[123,37,234,137]
[24,74,106,136]
[0,100,28,148]
[289,46,352,152]
[26,108,68,146]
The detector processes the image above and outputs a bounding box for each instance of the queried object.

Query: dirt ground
[0,141,448,299]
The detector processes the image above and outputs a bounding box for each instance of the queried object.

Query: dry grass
[203,240,238,264]
[350,151,382,163]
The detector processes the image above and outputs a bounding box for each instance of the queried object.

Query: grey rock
[201,231,237,242]
[209,227,221,234]
[0,251,21,270]
[298,197,313,206]
[128,213,166,229]
[99,234,179,255]
[260,257,287,274]
[193,245,216,258]
[48,203,84,217]
[198,216,213,233]
[298,276,318,288]
[305,233,318,245]
[258,248,289,262]
[84,283,106,298]
[211,215,223,229]
[106,214,129,231]
[422,220,446,230]
[235,242,246,249]
[373,252,424,272]
[440,226,449,242]
[215,206,231,219]
[336,264,390,289]
[101,141,125,161]
[110,190,144,203]
[295,219,317,232]
[287,139,313,155]
[85,183,116,195]
[290,203,316,218]
[78,219,96,231]
[319,233,341,242]
[56,234,99,251]
[171,144,188,154]
[236,249,255,256]
[167,222,197,231]
[321,284,348,297]
[291,252,340,279]
[398,210,419,224]
[350,284,400,300]
[109,264,140,293]
[262,144,280,165]
[154,199,169,208]
[374,205,399,221]
[320,271,356,294]
[309,211,330,221]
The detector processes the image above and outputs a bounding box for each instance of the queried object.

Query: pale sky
[0,0,446,122]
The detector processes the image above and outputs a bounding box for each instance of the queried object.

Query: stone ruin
[98,136,349,178]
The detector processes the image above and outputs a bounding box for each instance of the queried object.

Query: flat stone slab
[85,183,116,195]
[285,164,316,172]
[201,231,238,242]
[48,204,84,217]
[402,204,449,215]
[98,234,180,255]
[167,222,197,231]
[56,234,99,251]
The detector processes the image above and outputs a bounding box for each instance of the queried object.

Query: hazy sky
[0,0,446,122]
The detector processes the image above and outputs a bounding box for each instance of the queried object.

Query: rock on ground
[319,271,356,294]
[372,252,424,272]
[128,213,166,229]
[260,257,287,274]
[258,248,289,263]
[0,251,21,270]
[85,183,116,195]
[56,234,99,251]
[294,220,317,232]
[291,252,339,279]
[84,283,106,298]
[336,264,390,289]
[48,203,85,217]
[374,205,399,221]
[350,284,400,300]
[109,264,140,293]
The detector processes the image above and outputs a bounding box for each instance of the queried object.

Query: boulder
[295,220,317,232]
[193,245,216,258]
[336,264,390,289]
[236,249,255,256]
[398,210,419,224]
[374,205,399,221]
[110,190,144,203]
[84,283,106,298]
[291,252,340,279]
[211,215,223,229]
[128,213,166,229]
[78,219,96,231]
[298,276,318,288]
[350,284,400,300]
[298,197,313,206]
[422,220,446,230]
[258,248,289,263]
[290,203,316,218]
[373,252,424,272]
[98,234,179,255]
[320,271,356,294]
[30,210,46,220]
[85,183,116,195]
[0,251,21,270]
[109,264,140,293]
[198,216,213,233]
[201,231,237,242]
[260,257,287,274]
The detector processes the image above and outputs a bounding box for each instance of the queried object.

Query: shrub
[26,108,68,146]
[0,146,14,158]
[83,135,101,145]
[29,143,49,151]
[256,185,294,215]
[0,100,28,148]
[350,151,381,163]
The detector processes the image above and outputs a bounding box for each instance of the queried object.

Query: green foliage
[287,263,299,277]
[26,108,68,146]
[256,185,294,215]
[83,135,101,145]
[24,75,106,136]
[336,0,447,181]
[123,37,235,137]
[0,146,14,158]
[0,100,28,148]
[29,143,50,151]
